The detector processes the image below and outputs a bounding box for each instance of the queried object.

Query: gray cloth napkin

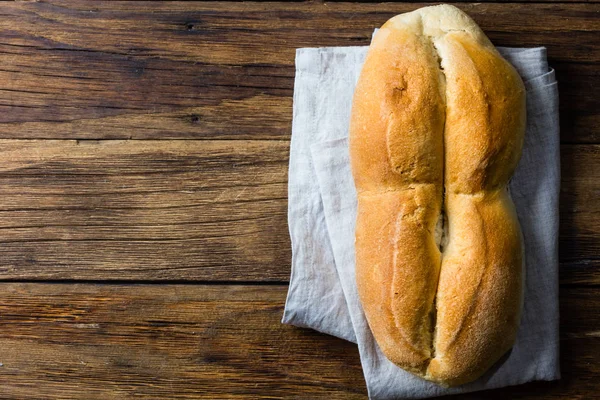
[283,43,560,399]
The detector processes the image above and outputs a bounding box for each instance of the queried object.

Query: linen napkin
[283,43,560,399]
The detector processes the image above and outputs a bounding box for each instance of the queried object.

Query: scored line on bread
[349,5,526,386]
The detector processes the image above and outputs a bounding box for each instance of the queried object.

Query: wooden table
[0,1,597,398]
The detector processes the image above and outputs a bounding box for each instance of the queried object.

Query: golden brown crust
[426,191,523,386]
[439,32,526,193]
[349,4,525,386]
[349,19,445,192]
[349,5,446,376]
[356,185,441,373]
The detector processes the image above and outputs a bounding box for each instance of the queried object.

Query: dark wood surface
[0,284,597,399]
[0,1,597,398]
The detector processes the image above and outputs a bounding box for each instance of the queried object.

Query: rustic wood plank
[0,139,290,280]
[0,283,595,399]
[555,62,599,144]
[0,284,365,399]
[560,144,600,277]
[0,2,597,142]
[0,139,594,282]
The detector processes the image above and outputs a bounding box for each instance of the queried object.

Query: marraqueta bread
[349,4,525,386]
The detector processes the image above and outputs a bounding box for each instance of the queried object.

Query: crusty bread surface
[349,4,526,386]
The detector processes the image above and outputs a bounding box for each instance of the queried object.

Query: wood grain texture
[0,283,595,399]
[0,140,593,282]
[0,139,289,280]
[0,2,597,142]
[0,2,596,398]
[560,144,600,276]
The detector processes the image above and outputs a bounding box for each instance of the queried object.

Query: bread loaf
[349,4,525,386]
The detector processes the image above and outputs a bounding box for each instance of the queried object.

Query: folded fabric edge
[309,138,359,345]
